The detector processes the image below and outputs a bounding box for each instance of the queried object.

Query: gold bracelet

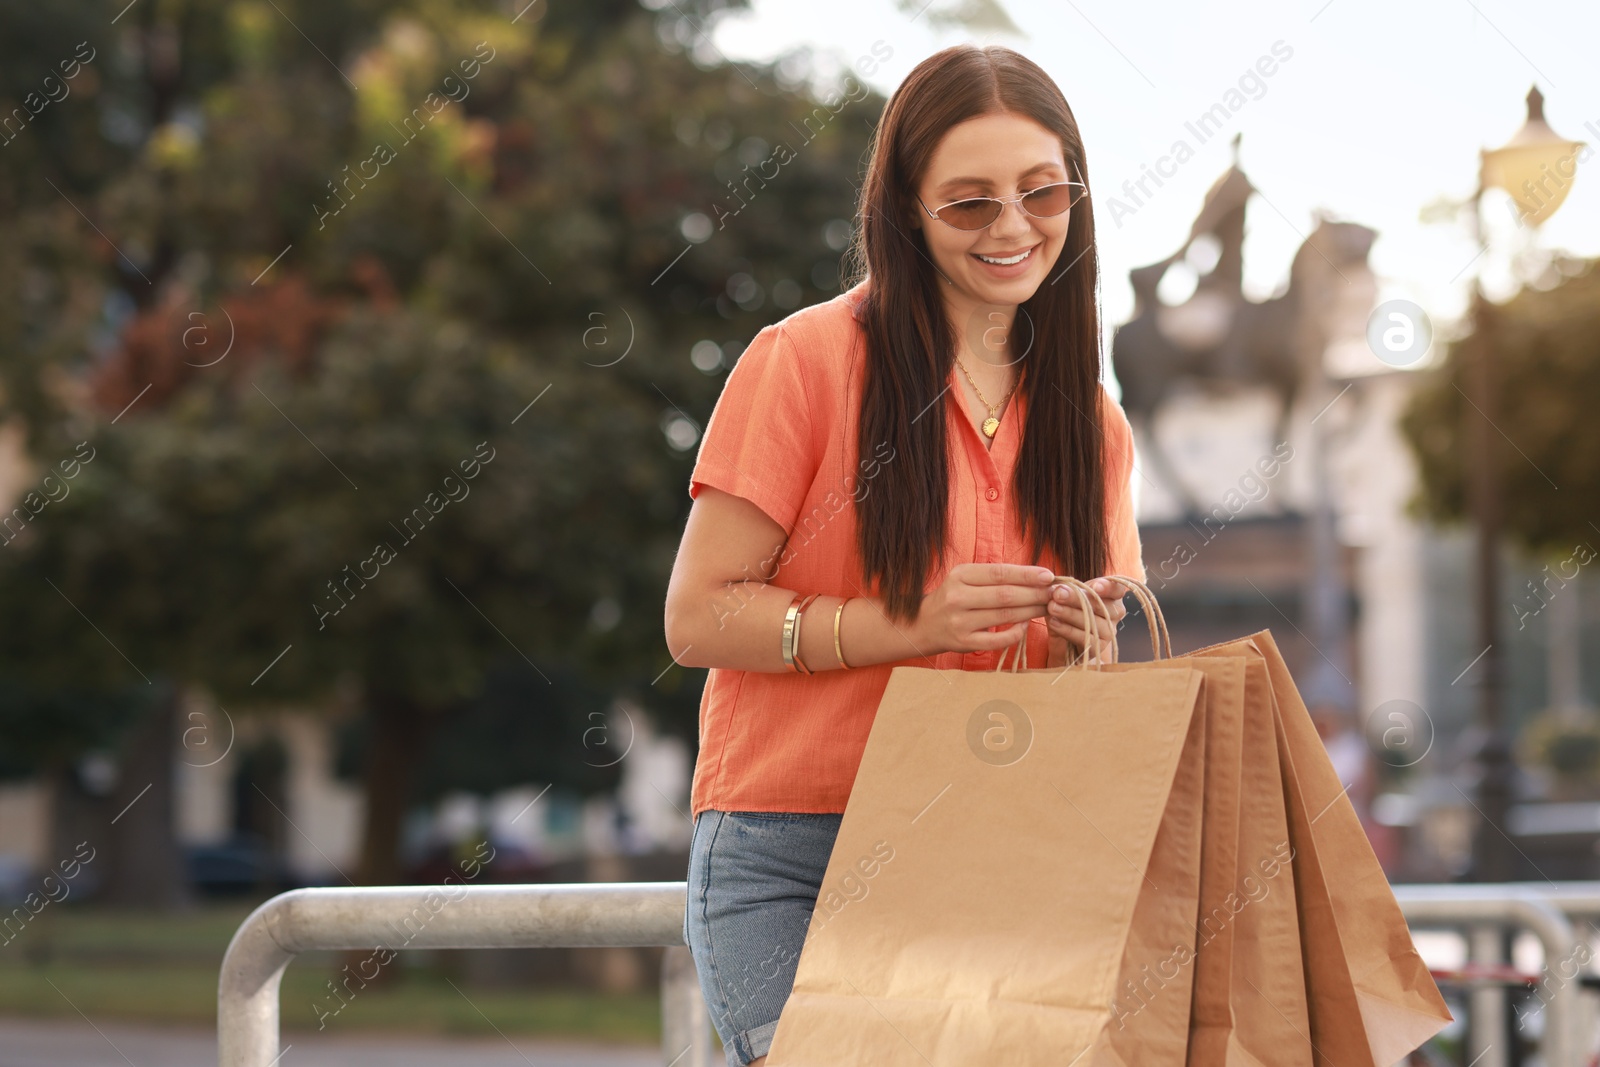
[791,593,822,675]
[833,597,852,669]
[780,593,803,671]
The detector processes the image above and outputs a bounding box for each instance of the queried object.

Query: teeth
[977,247,1032,266]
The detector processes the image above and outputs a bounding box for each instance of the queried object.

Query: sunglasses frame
[916,161,1089,231]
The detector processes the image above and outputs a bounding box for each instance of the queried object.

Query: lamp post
[1465,86,1584,884]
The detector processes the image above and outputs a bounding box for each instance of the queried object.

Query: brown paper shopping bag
[1184,627,1452,1066]
[1167,639,1245,1067]
[1079,581,1311,1067]
[1205,654,1312,1067]
[1117,581,1447,1065]
[760,574,1447,1065]
[1094,652,1250,1066]
[1017,591,1255,1065]
[1242,630,1451,1065]
[763,612,1209,1067]
[1097,651,1214,1066]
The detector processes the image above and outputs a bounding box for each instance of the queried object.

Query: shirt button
[985,487,999,501]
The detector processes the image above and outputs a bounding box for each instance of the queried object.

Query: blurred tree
[1400,259,1600,558]
[0,681,153,876]
[0,0,881,889]
[403,661,624,804]
[1,304,673,887]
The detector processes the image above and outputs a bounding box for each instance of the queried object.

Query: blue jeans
[683,809,843,1066]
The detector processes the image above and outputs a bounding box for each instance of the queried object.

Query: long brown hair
[846,44,1108,622]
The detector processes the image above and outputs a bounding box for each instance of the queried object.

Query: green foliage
[0,304,672,706]
[391,661,625,800]
[0,0,881,869]
[1520,709,1600,791]
[0,681,154,782]
[1399,262,1600,559]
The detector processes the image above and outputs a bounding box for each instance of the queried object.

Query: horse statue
[1110,155,1377,517]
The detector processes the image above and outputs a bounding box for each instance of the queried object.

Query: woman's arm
[664,486,949,672]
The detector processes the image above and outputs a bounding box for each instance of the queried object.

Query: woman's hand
[1045,577,1128,668]
[909,562,1057,656]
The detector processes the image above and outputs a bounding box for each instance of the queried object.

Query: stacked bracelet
[790,593,822,675]
[780,594,804,672]
[833,597,852,669]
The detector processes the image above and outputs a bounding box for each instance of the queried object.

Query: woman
[662,43,1145,1066]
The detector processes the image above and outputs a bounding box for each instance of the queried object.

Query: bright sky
[709,0,1600,361]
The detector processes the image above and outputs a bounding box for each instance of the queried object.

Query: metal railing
[217,881,711,1067]
[219,880,1600,1067]
[1503,882,1600,1067]
[1394,885,1586,1067]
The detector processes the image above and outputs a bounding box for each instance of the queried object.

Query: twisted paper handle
[1103,574,1171,660]
[992,576,1112,672]
[991,573,1171,672]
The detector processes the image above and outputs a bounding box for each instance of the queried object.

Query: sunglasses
[917,173,1088,231]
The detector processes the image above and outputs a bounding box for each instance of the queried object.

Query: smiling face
[910,111,1075,337]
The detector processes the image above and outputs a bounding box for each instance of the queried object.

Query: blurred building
[1113,156,1600,882]
[0,694,692,902]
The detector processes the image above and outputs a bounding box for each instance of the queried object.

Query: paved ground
[0,1018,664,1067]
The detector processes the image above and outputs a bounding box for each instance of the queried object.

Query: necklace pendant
[982,416,1000,438]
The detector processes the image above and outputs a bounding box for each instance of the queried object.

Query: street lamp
[1478,87,1585,230]
[1466,86,1584,884]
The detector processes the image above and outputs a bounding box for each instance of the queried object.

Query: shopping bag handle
[1102,574,1172,660]
[1055,578,1117,670]
[993,576,1116,672]
[991,573,1172,672]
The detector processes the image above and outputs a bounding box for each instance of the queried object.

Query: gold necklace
[952,355,1017,438]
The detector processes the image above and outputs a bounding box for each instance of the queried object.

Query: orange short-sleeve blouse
[685,277,1145,816]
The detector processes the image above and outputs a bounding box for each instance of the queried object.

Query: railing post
[1467,922,1509,1067]
[1393,886,1582,1067]
[220,879,1600,1066]
[661,945,714,1067]
[218,882,689,1067]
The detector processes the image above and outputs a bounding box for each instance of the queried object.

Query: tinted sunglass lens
[1022,183,1078,217]
[938,199,1002,230]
